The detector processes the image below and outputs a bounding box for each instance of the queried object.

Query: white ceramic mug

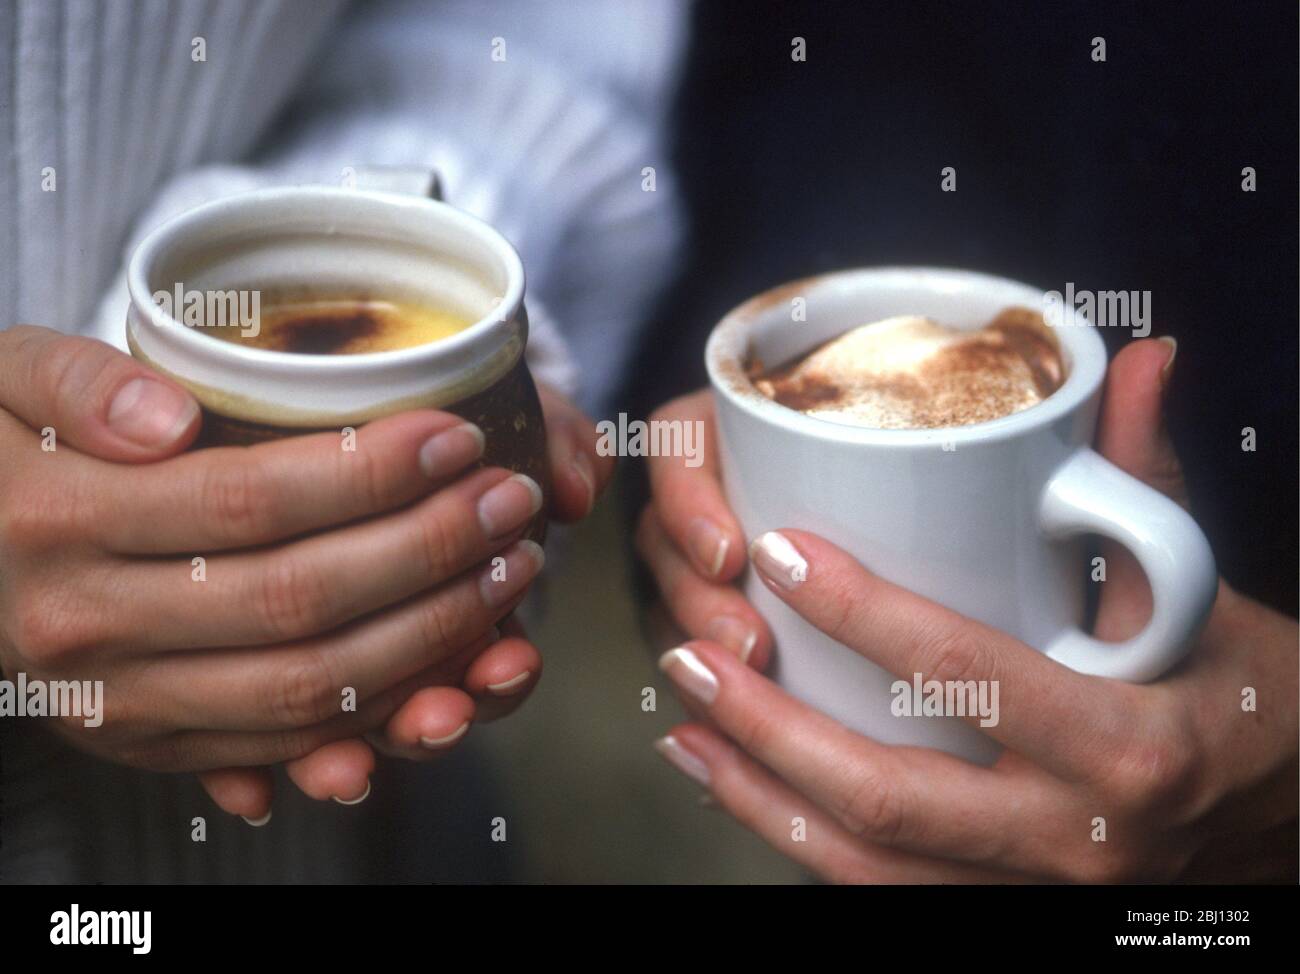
[127,185,526,431]
[706,267,1217,764]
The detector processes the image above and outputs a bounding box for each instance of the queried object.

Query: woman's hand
[636,390,773,667]
[537,380,616,523]
[231,380,620,818]
[643,339,1298,882]
[0,326,562,819]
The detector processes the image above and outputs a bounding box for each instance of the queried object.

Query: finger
[157,654,468,768]
[95,409,487,553]
[196,767,275,826]
[373,626,506,757]
[636,505,771,667]
[538,383,616,522]
[647,390,746,581]
[285,738,376,805]
[383,685,477,753]
[659,640,1065,870]
[1094,338,1186,639]
[1096,337,1188,508]
[140,540,545,730]
[116,466,542,651]
[462,635,543,721]
[747,528,1127,777]
[0,325,200,459]
[656,724,1021,883]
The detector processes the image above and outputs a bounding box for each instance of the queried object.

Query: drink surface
[201,296,473,355]
[752,307,1065,430]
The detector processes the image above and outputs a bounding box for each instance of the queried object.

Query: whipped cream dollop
[751,308,1065,430]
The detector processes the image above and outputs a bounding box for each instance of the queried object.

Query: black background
[7,884,1296,958]
[626,0,1299,617]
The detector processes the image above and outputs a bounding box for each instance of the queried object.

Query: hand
[0,326,549,820]
[221,379,619,819]
[212,379,620,819]
[646,339,1298,882]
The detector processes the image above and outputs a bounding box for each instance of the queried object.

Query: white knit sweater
[1,0,686,408]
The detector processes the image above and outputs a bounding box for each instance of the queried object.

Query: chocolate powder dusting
[984,307,1064,398]
[273,310,382,355]
[751,307,1065,430]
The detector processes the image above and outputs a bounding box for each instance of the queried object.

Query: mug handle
[1038,447,1218,681]
[349,165,444,201]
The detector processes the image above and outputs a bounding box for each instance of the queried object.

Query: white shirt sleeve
[92,0,688,409]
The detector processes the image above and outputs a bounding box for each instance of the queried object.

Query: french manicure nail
[486,670,532,696]
[658,646,719,705]
[479,539,545,608]
[241,811,272,828]
[419,422,484,479]
[654,735,711,787]
[704,615,758,664]
[333,780,371,806]
[478,473,543,539]
[749,531,808,589]
[1157,336,1178,386]
[687,517,730,579]
[107,377,198,446]
[420,721,470,750]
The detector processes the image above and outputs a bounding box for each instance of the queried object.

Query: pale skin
[0,325,613,823]
[639,338,1298,882]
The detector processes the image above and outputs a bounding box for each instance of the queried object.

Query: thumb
[1095,336,1190,510]
[0,325,200,461]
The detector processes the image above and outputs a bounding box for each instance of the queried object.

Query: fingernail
[478,473,543,539]
[658,646,719,705]
[419,422,484,479]
[749,531,807,590]
[241,811,272,828]
[420,721,469,750]
[486,670,532,696]
[687,516,729,578]
[571,453,596,516]
[1157,336,1178,387]
[107,377,198,446]
[654,734,711,787]
[479,539,545,608]
[333,780,371,806]
[705,615,758,664]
